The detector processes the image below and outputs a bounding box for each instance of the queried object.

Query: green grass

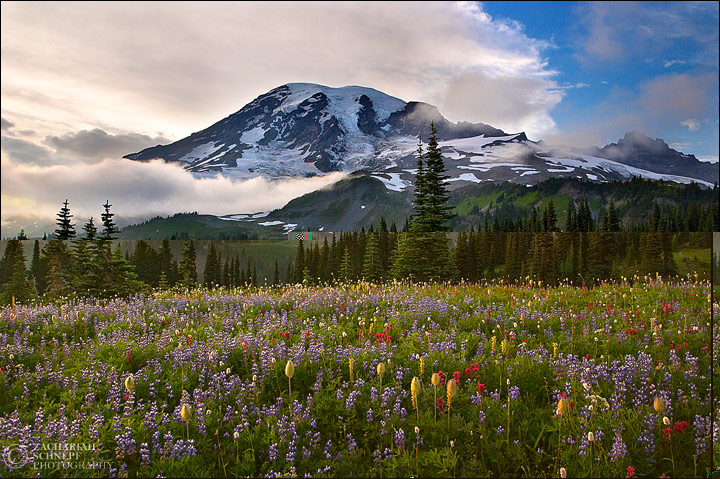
[453,192,504,216]
[674,247,712,276]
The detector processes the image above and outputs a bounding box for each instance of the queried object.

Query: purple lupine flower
[268,442,279,462]
[607,430,627,462]
[324,440,333,460]
[394,428,405,451]
[140,442,151,466]
[347,434,357,454]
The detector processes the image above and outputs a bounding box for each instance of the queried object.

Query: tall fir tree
[82,217,98,240]
[362,233,383,282]
[542,199,559,232]
[566,200,577,232]
[339,247,353,282]
[411,135,429,231]
[100,201,119,239]
[71,240,97,295]
[651,200,662,232]
[158,240,177,286]
[30,239,48,295]
[54,199,76,239]
[413,123,453,231]
[273,259,280,285]
[2,243,34,304]
[203,242,221,286]
[606,199,621,232]
[179,240,198,287]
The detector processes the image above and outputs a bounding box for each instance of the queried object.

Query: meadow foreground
[0,278,715,478]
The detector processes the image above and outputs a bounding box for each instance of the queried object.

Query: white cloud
[0,154,346,220]
[680,119,700,131]
[663,59,686,68]
[440,70,562,137]
[1,1,559,140]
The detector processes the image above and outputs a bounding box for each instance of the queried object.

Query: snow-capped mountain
[125,83,718,189]
[124,83,506,178]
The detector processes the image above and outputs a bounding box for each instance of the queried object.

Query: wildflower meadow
[0,276,715,478]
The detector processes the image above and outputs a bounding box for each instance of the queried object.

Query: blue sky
[483,1,719,160]
[1,1,717,222]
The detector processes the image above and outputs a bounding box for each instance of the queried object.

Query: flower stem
[415,437,419,478]
[506,396,510,450]
[555,416,562,474]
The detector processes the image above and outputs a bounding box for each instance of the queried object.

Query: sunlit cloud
[1,153,347,220]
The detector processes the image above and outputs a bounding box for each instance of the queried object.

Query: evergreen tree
[233,255,241,287]
[42,240,73,298]
[504,233,522,280]
[415,123,453,231]
[273,259,280,285]
[203,242,221,286]
[82,217,98,240]
[158,271,169,289]
[606,199,621,232]
[129,240,159,286]
[109,245,141,297]
[589,233,614,279]
[71,240,98,296]
[54,199,76,239]
[0,240,23,287]
[566,200,577,232]
[30,240,48,295]
[362,233,383,282]
[179,240,197,287]
[158,240,176,286]
[100,201,119,239]
[285,262,293,284]
[2,245,34,305]
[411,136,429,231]
[391,232,456,282]
[222,258,230,287]
[542,199,559,232]
[339,247,353,281]
[651,200,661,232]
[640,233,663,274]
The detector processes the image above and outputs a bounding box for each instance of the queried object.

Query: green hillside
[117,176,718,236]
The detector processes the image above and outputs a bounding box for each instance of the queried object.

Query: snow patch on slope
[280,83,406,134]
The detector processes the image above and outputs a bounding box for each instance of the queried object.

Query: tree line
[461,194,717,233]
[0,229,710,306]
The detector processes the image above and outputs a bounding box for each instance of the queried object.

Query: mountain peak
[124,82,509,176]
[617,130,669,153]
[588,131,717,183]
